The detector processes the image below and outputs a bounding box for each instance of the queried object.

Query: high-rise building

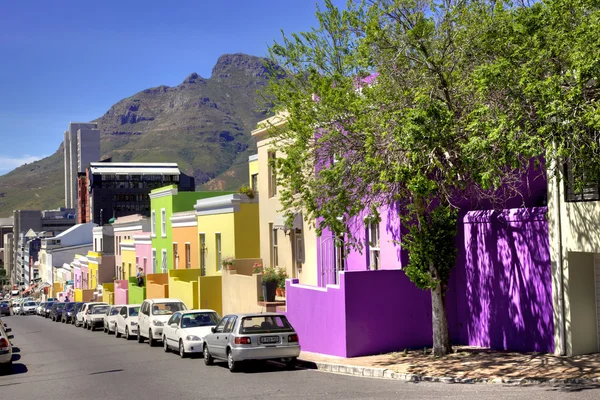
[63,122,101,209]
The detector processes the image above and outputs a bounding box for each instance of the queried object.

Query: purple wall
[447,207,554,353]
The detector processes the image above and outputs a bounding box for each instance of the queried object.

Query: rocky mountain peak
[211,53,272,80]
[182,72,206,85]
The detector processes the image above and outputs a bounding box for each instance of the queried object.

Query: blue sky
[0,0,342,174]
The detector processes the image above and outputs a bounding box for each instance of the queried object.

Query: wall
[102,283,114,305]
[134,234,152,275]
[128,277,145,304]
[146,273,169,299]
[82,289,95,302]
[221,269,262,315]
[233,203,260,259]
[172,225,198,269]
[120,245,136,281]
[197,213,235,275]
[198,275,222,315]
[98,255,115,284]
[567,252,598,355]
[447,207,554,353]
[74,289,82,302]
[112,215,147,278]
[168,268,200,309]
[114,280,129,305]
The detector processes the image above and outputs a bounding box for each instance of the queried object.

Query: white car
[162,309,220,358]
[137,298,187,346]
[75,302,108,328]
[87,304,110,331]
[103,305,123,334]
[0,321,13,373]
[115,304,141,340]
[11,300,22,314]
[19,301,38,315]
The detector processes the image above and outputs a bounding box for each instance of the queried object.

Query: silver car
[203,312,300,372]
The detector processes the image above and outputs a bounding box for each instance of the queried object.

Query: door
[139,302,149,337]
[211,316,229,358]
[222,316,237,354]
[117,306,127,334]
[166,313,181,345]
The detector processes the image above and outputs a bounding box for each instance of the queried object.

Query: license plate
[260,336,280,344]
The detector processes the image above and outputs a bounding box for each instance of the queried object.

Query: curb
[296,359,600,386]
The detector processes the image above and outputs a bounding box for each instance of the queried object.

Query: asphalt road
[1,315,600,400]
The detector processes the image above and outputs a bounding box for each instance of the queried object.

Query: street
[1,315,600,400]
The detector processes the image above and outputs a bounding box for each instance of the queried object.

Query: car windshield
[56,303,66,309]
[181,312,220,328]
[239,315,294,334]
[46,303,54,308]
[129,307,140,317]
[110,307,121,315]
[151,302,185,316]
[64,303,74,310]
[25,302,36,306]
[93,306,109,314]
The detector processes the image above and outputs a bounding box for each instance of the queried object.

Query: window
[135,257,139,273]
[270,224,279,267]
[151,210,156,237]
[94,239,97,252]
[268,152,277,197]
[121,262,126,280]
[128,263,133,278]
[100,238,103,252]
[216,233,222,270]
[173,243,178,269]
[161,249,167,273]
[185,243,191,269]
[224,316,237,333]
[199,233,206,276]
[214,317,227,333]
[251,173,258,191]
[161,208,167,237]
[368,222,380,270]
[564,162,600,202]
[152,249,157,273]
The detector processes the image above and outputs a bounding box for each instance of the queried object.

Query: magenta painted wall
[134,234,152,275]
[446,207,554,353]
[114,280,129,305]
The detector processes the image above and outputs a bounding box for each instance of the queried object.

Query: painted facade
[119,240,136,281]
[112,214,149,279]
[252,118,319,286]
[134,233,152,275]
[171,211,198,270]
[149,185,232,274]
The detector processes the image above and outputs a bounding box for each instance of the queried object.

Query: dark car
[0,302,10,317]
[61,302,77,323]
[44,302,55,318]
[72,302,85,325]
[50,302,66,322]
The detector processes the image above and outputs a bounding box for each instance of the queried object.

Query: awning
[273,213,303,231]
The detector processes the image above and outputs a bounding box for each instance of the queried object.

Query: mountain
[0,53,275,217]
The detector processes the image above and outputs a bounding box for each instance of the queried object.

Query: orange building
[170,211,199,270]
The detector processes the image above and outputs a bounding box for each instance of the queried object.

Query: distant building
[78,162,195,226]
[63,122,101,209]
[0,217,14,250]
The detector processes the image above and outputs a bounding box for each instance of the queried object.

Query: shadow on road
[212,360,308,374]
[544,383,600,393]
[0,363,28,377]
[11,346,21,353]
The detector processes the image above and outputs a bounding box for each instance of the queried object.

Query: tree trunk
[431,281,452,356]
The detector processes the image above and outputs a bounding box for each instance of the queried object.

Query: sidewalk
[298,346,600,384]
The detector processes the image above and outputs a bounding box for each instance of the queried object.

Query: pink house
[134,233,152,275]
[114,279,129,305]
[112,214,150,280]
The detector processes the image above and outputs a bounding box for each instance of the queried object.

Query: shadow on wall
[447,207,554,353]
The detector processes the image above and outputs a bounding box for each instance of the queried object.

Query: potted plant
[252,263,263,274]
[276,268,288,297]
[261,267,279,302]
[221,257,236,270]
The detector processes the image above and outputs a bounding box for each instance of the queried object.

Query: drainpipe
[552,151,567,356]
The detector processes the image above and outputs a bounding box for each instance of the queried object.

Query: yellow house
[87,252,100,291]
[119,240,137,281]
[251,114,319,286]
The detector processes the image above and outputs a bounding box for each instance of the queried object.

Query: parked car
[0,302,10,316]
[75,302,107,328]
[19,301,38,315]
[103,305,122,334]
[0,319,13,373]
[87,305,109,331]
[11,299,22,315]
[203,313,300,372]
[72,302,85,325]
[49,303,64,321]
[61,302,77,323]
[36,302,46,316]
[162,309,220,358]
[115,304,141,340]
[43,302,55,318]
[137,298,187,346]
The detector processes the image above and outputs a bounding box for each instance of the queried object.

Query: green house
[149,185,233,273]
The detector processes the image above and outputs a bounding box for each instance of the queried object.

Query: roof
[90,164,180,175]
[144,298,183,303]
[227,312,285,318]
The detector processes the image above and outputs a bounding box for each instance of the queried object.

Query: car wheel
[163,336,169,352]
[116,327,122,338]
[137,329,143,343]
[124,327,129,340]
[148,330,155,347]
[179,340,186,358]
[227,349,239,372]
[203,344,214,366]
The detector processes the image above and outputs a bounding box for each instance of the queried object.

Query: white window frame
[161,249,167,273]
[161,208,167,238]
[199,233,206,276]
[270,224,279,267]
[368,222,380,270]
[216,233,222,271]
[173,242,179,269]
[268,152,277,197]
[152,249,157,274]
[151,210,156,237]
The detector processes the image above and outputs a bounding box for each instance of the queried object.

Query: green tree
[261,0,600,356]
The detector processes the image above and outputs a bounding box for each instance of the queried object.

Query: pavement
[298,346,600,384]
[1,315,600,400]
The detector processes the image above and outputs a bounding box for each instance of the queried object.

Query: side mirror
[211,327,216,334]
[170,324,178,329]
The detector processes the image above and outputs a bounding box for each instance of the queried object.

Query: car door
[165,312,178,345]
[116,306,125,333]
[222,316,237,354]
[210,316,229,359]
[140,302,149,337]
